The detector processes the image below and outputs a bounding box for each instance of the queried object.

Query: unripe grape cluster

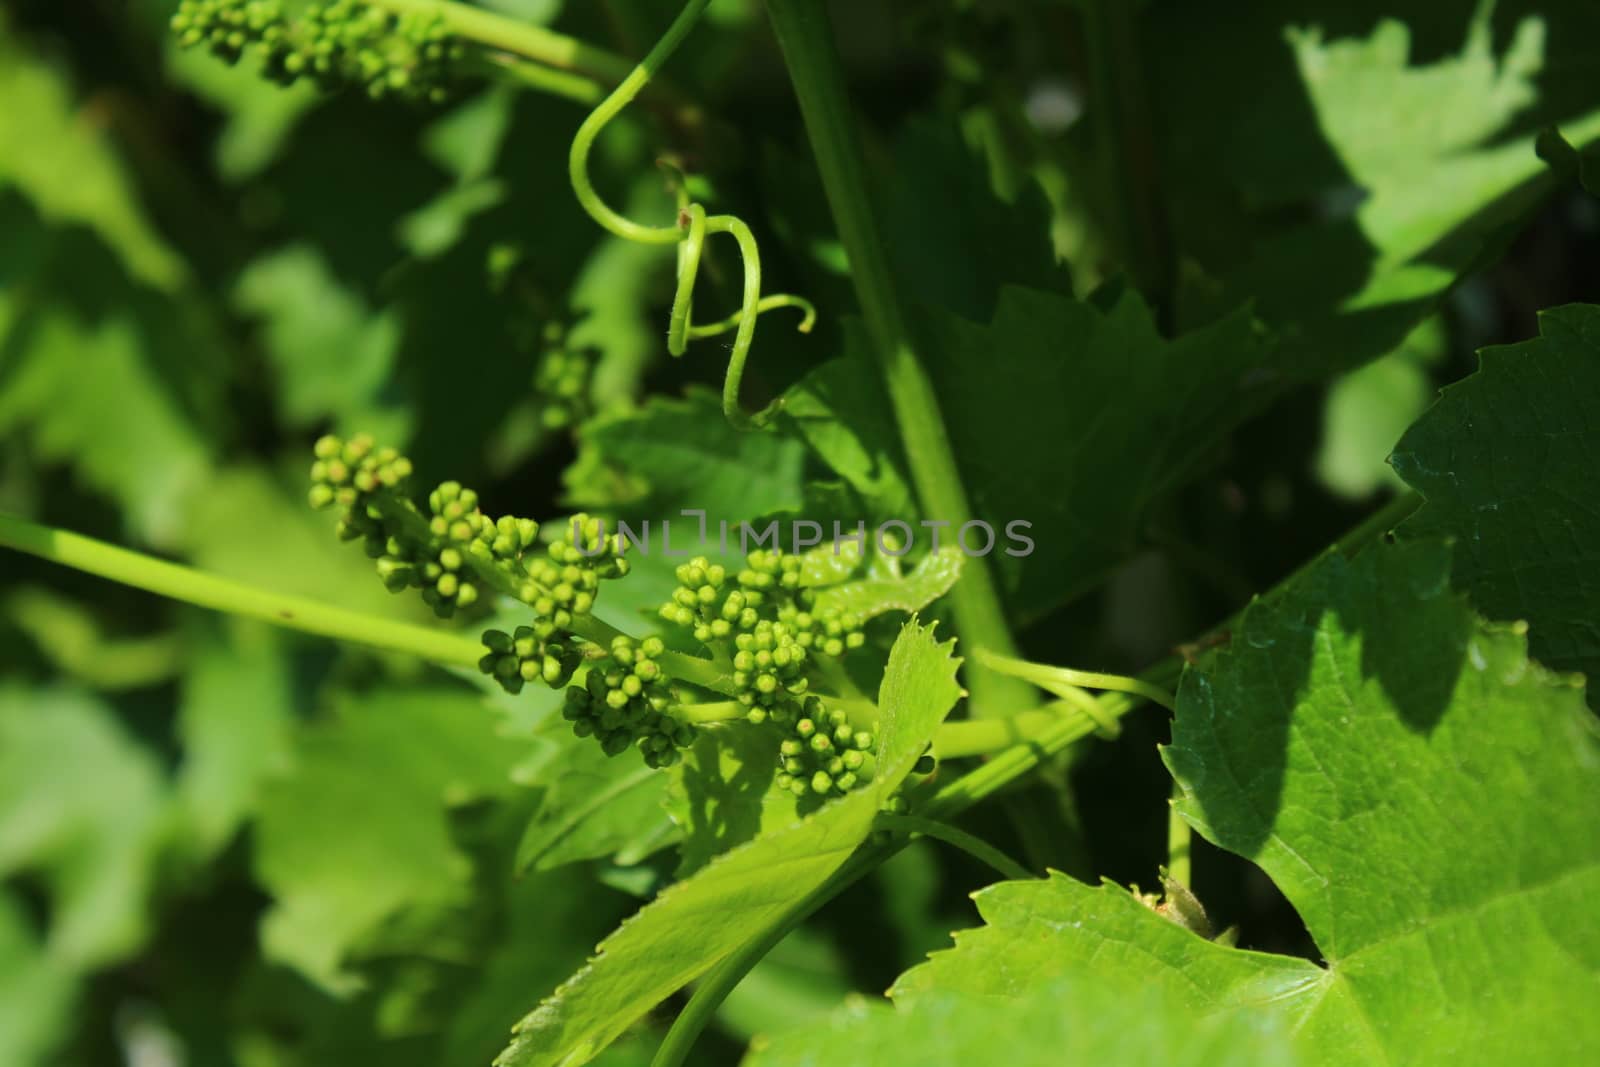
[479,625,580,695]
[310,436,488,617]
[661,551,874,797]
[772,696,876,799]
[171,0,464,101]
[309,438,889,791]
[309,435,628,635]
[560,636,695,769]
[517,514,630,623]
[662,552,866,667]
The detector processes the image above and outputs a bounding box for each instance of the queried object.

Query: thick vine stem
[761,0,1031,714]
[0,512,484,668]
[567,0,813,428]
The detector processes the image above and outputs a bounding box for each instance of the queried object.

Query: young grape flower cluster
[310,437,885,787]
[308,434,626,623]
[560,636,695,769]
[171,0,464,101]
[662,552,873,798]
[310,436,712,767]
[773,696,875,798]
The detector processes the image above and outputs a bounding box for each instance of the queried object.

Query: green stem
[566,0,808,428]
[369,0,638,85]
[922,663,1182,822]
[873,812,1034,882]
[1167,785,1192,889]
[0,513,484,668]
[479,53,603,105]
[672,700,745,724]
[932,708,1071,760]
[975,648,1178,713]
[568,0,712,243]
[762,0,1029,716]
[0,510,1090,754]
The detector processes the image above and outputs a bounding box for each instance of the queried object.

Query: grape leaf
[0,687,170,970]
[1392,303,1600,708]
[3,585,182,689]
[564,388,807,525]
[174,620,296,860]
[0,891,76,1067]
[934,286,1267,619]
[1314,318,1440,500]
[811,545,965,622]
[884,118,1073,322]
[780,334,917,524]
[515,717,680,874]
[232,244,409,440]
[494,618,964,1067]
[255,687,524,993]
[785,287,1271,621]
[1157,3,1600,374]
[890,539,1600,1063]
[747,976,1293,1067]
[0,304,214,545]
[0,16,184,291]
[664,726,797,878]
[716,926,850,1043]
[163,40,319,182]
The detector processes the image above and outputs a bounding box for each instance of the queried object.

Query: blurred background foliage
[1,1,1598,1064]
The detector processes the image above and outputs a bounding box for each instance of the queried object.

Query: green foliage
[495,619,963,1067]
[788,287,1269,619]
[254,685,524,992]
[565,388,808,518]
[746,977,1295,1067]
[0,15,186,290]
[0,688,171,970]
[1393,304,1600,705]
[4,2,1600,1065]
[1157,1,1600,371]
[515,714,679,873]
[881,541,1600,1064]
